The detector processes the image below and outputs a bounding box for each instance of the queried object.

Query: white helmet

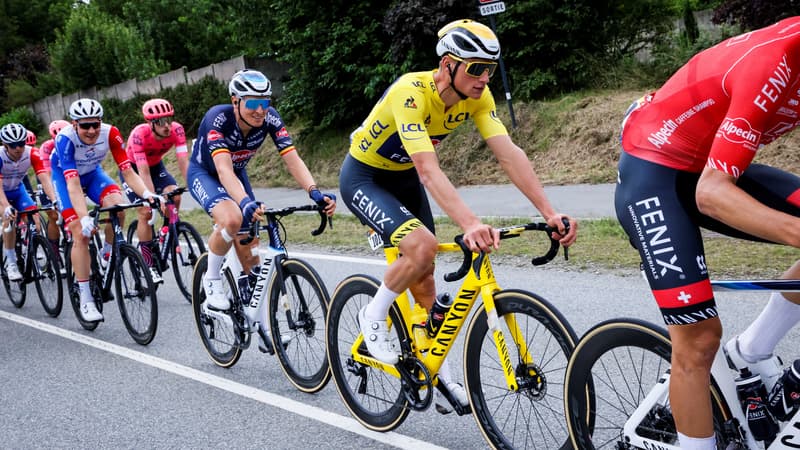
[228,69,272,98]
[0,123,28,145]
[436,19,500,61]
[68,98,104,120]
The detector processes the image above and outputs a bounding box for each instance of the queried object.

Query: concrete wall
[26,55,288,126]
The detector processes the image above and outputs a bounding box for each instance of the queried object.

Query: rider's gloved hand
[142,189,165,208]
[80,215,96,237]
[3,206,15,219]
[309,188,336,209]
[239,197,262,224]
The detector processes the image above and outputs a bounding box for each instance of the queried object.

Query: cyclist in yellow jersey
[340,18,578,413]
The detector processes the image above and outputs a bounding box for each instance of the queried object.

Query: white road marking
[0,310,444,450]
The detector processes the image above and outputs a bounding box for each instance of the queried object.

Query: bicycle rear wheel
[564,318,734,450]
[32,234,63,317]
[2,238,26,308]
[463,289,579,450]
[268,257,331,393]
[115,243,157,345]
[171,221,205,303]
[191,253,243,367]
[64,241,101,331]
[326,274,410,431]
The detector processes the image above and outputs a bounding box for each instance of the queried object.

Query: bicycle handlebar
[239,203,330,246]
[443,220,569,282]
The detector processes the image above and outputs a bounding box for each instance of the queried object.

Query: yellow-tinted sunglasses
[449,54,497,78]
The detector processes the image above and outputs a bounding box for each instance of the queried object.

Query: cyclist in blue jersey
[188,69,336,316]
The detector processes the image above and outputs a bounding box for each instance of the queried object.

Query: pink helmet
[142,98,174,120]
[26,130,36,146]
[48,119,71,138]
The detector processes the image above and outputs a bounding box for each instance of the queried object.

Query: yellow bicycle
[325,222,582,449]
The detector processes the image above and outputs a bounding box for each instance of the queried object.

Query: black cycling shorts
[339,154,434,246]
[615,150,800,326]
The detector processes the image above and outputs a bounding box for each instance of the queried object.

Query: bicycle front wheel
[115,243,157,345]
[2,242,26,308]
[32,234,63,317]
[326,274,410,431]
[191,253,243,367]
[564,318,734,450]
[463,289,579,450]
[171,221,206,303]
[267,257,331,393]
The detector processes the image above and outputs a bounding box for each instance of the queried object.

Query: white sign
[479,1,506,16]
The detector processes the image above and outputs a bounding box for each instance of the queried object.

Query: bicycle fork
[482,287,537,394]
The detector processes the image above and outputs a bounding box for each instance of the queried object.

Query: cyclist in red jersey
[122,98,188,284]
[616,16,800,449]
[36,120,70,255]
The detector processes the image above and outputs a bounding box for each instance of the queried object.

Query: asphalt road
[182,183,618,220]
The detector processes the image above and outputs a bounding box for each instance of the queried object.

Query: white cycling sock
[78,280,93,305]
[364,282,399,321]
[206,250,225,281]
[677,432,716,450]
[738,292,800,360]
[4,248,15,262]
[101,241,112,257]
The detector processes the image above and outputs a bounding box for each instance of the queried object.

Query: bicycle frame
[9,206,52,280]
[204,204,329,346]
[349,223,562,392]
[618,279,800,450]
[91,206,131,295]
[146,187,185,269]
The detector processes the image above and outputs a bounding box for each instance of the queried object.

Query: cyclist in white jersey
[52,98,163,322]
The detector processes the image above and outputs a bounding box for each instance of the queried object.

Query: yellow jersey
[348,70,508,171]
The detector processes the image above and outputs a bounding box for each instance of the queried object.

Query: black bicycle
[1,205,63,316]
[65,202,157,345]
[125,186,205,302]
[191,204,332,392]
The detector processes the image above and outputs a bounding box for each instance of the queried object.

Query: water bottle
[425,293,453,338]
[735,368,778,442]
[237,271,251,303]
[158,225,169,245]
[768,359,800,421]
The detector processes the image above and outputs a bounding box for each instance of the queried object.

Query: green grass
[174,210,798,280]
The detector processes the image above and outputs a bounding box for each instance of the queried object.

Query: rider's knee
[671,323,721,370]
[398,230,438,264]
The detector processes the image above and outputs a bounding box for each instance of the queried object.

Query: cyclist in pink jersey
[35,119,70,255]
[616,16,800,449]
[121,98,188,284]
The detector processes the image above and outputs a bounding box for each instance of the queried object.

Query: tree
[713,0,800,29]
[48,3,168,91]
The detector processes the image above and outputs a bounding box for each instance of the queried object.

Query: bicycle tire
[267,257,331,393]
[115,243,158,345]
[125,218,139,245]
[2,231,26,308]
[564,318,735,450]
[326,274,410,431]
[64,240,100,331]
[463,289,579,450]
[171,221,206,303]
[31,234,63,317]
[191,252,244,367]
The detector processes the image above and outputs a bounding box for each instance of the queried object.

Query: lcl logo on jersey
[717,117,761,151]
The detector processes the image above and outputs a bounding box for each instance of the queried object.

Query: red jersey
[622,16,800,176]
[125,122,188,167]
[38,139,55,173]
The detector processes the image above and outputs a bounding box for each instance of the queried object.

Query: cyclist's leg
[121,174,157,270]
[615,151,720,443]
[189,167,241,310]
[151,161,182,212]
[230,169,259,275]
[714,164,800,383]
[85,169,123,254]
[2,187,22,265]
[340,156,437,363]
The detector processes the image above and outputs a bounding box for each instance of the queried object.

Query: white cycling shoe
[80,301,104,322]
[149,267,164,285]
[358,305,399,365]
[5,262,22,282]
[203,277,230,311]
[723,335,783,391]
